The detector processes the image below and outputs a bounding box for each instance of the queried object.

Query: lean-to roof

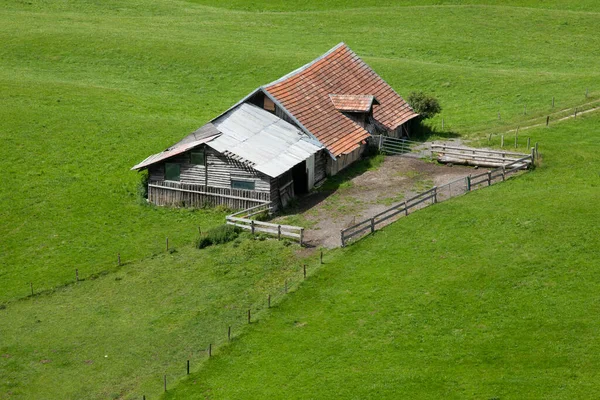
[132,104,321,178]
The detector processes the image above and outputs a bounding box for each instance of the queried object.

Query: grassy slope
[166,113,600,399]
[0,0,599,399]
[1,0,600,301]
[0,236,316,399]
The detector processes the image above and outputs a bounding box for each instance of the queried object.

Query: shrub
[407,91,442,120]
[137,170,149,201]
[196,224,241,249]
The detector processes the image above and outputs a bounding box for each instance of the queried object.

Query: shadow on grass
[411,121,461,141]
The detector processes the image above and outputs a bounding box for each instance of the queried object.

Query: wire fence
[143,251,325,398]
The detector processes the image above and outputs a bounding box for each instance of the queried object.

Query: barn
[132,42,418,210]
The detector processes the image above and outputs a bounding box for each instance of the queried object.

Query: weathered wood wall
[314,149,327,185]
[327,144,366,176]
[148,181,270,209]
[147,145,274,209]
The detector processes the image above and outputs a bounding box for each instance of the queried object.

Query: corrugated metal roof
[131,132,220,170]
[329,94,376,113]
[211,103,322,178]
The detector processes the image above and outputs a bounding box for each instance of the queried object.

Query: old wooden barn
[132,43,418,210]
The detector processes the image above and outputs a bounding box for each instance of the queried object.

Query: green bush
[196,224,241,249]
[137,170,149,202]
[407,91,442,120]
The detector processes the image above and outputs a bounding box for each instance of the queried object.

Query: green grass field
[1,0,599,302]
[0,235,317,399]
[1,0,599,398]
[166,113,600,399]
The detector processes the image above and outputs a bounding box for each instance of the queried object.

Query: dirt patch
[273,155,474,249]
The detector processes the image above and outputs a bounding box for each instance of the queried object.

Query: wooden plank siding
[327,144,366,176]
[314,149,327,184]
[147,145,274,210]
[148,181,270,209]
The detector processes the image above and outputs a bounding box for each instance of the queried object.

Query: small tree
[407,91,441,120]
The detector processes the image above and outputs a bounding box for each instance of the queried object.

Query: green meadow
[0,0,599,399]
[166,113,600,399]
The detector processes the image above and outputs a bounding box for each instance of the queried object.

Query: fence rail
[432,144,532,168]
[372,135,431,157]
[340,154,535,247]
[226,203,304,244]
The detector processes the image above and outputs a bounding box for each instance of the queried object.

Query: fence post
[187,360,190,375]
[527,137,531,149]
[164,375,167,392]
[501,135,504,148]
[466,176,471,191]
[247,309,251,324]
[166,237,169,252]
[378,135,383,151]
[76,269,79,283]
[546,116,550,127]
[502,165,506,181]
[340,229,345,247]
[404,201,408,216]
[514,133,518,148]
[531,147,536,165]
[487,171,492,186]
[535,142,539,160]
[303,264,307,279]
[251,220,255,235]
[433,187,438,204]
[299,228,304,246]
[208,344,212,357]
[228,326,231,341]
[370,218,375,233]
[277,225,281,241]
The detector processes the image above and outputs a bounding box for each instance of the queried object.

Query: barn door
[306,155,315,190]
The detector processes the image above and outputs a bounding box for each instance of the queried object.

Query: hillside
[0,0,599,399]
[1,0,599,302]
[166,113,600,399]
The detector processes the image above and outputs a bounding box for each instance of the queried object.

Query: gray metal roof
[211,103,322,178]
[132,103,322,178]
[131,132,219,170]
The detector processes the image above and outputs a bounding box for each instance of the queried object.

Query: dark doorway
[292,161,308,195]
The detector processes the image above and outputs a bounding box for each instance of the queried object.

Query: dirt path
[273,156,474,249]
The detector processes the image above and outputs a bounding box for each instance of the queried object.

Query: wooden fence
[226,203,304,245]
[148,180,270,210]
[432,144,533,168]
[340,154,535,247]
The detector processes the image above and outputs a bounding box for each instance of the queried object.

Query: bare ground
[273,155,475,249]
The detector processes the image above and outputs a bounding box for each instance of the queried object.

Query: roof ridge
[263,42,346,88]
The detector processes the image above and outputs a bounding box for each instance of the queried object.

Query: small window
[190,150,205,165]
[165,163,180,181]
[231,179,255,190]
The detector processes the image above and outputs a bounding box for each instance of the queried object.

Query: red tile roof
[264,43,418,156]
[329,94,375,113]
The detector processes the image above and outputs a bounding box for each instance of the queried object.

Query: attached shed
[132,103,322,210]
[133,43,418,210]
